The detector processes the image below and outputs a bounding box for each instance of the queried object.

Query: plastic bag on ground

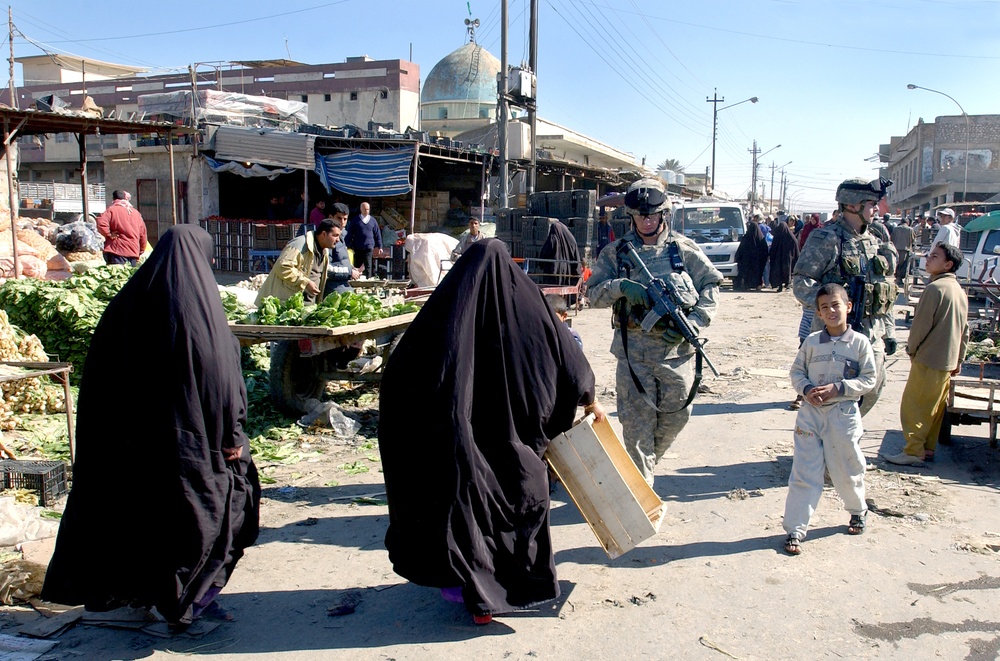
[0,496,59,547]
[297,401,362,438]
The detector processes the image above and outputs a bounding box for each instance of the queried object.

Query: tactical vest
[821,225,896,321]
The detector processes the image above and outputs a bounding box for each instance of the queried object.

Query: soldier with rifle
[587,179,724,486]
[792,177,898,417]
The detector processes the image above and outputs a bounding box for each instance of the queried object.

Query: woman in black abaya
[41,225,260,626]
[767,220,800,293]
[378,239,603,624]
[735,219,769,291]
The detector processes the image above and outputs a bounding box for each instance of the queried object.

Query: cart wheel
[269,341,326,415]
[939,412,955,446]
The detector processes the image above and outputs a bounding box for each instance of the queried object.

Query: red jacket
[96,201,147,258]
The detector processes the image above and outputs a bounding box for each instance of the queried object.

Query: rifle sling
[619,303,702,414]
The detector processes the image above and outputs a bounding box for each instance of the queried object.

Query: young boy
[783,283,877,555]
[545,294,583,348]
[886,243,968,465]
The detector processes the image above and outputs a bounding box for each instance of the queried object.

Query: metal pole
[409,148,419,235]
[79,133,89,221]
[707,89,722,192]
[4,118,19,277]
[769,161,776,214]
[168,131,178,225]
[963,112,969,204]
[498,0,509,209]
[749,140,757,210]
[528,0,538,195]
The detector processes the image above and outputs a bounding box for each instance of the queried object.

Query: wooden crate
[546,414,665,559]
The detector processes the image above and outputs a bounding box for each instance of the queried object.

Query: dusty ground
[3,285,1000,661]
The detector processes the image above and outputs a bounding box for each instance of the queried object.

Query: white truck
[671,200,747,279]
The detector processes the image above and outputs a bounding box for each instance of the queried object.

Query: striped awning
[315,147,415,197]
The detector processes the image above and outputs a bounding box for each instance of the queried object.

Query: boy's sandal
[848,513,867,535]
[788,396,803,411]
[783,535,802,555]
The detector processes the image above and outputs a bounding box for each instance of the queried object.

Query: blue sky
[9,0,1000,211]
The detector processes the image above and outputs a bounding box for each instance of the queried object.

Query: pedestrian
[596,212,616,256]
[41,225,261,627]
[95,189,147,266]
[586,178,723,485]
[345,201,382,276]
[324,203,361,296]
[735,214,768,291]
[308,199,327,226]
[538,219,581,286]
[792,177,898,417]
[798,213,821,250]
[451,217,485,261]
[546,293,583,348]
[886,243,969,465]
[891,217,916,286]
[378,239,604,625]
[768,219,800,293]
[783,283,877,555]
[933,208,960,249]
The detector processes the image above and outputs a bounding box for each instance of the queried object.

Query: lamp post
[907,84,969,203]
[707,90,758,192]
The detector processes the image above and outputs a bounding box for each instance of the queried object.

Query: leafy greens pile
[245,291,419,327]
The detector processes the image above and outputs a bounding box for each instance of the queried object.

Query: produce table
[229,312,418,355]
[0,362,75,463]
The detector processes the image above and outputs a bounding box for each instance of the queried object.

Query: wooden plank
[228,312,417,342]
[592,418,666,527]
[18,605,84,638]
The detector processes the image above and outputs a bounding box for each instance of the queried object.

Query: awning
[315,146,414,197]
[213,125,315,170]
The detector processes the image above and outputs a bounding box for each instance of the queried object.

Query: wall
[103,145,195,242]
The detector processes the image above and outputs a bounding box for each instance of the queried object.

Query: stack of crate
[414,191,451,232]
[201,218,296,272]
[525,190,598,260]
[496,207,526,257]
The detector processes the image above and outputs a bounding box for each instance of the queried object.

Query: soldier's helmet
[624,178,670,216]
[835,177,893,205]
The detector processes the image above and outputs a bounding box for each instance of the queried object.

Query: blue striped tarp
[315,147,415,197]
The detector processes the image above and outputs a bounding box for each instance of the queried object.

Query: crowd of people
[39,175,973,630]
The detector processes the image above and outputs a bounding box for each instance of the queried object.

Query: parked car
[671,201,747,278]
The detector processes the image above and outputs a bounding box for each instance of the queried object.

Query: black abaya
[378,238,595,616]
[735,221,769,290]
[768,221,800,289]
[41,225,260,624]
[538,220,581,285]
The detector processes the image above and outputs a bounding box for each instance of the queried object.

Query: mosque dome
[421,41,501,136]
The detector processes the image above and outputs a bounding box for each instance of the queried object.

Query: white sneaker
[884,452,924,466]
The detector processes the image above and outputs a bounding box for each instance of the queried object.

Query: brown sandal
[784,535,802,555]
[848,513,867,535]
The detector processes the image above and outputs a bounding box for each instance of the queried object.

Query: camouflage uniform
[587,229,724,485]
[792,215,898,416]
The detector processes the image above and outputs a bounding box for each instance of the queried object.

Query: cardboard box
[546,414,665,559]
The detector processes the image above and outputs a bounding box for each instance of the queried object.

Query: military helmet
[624,178,670,216]
[835,177,893,206]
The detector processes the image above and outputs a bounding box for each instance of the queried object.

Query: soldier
[792,177,898,417]
[587,179,724,485]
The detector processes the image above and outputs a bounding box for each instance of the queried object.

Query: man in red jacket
[96,190,147,266]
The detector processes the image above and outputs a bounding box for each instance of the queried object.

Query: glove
[883,337,897,355]
[619,279,651,308]
[663,328,683,344]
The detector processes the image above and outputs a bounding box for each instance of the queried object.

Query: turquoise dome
[421,42,501,106]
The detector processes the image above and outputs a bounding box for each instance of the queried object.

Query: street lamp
[907,83,969,203]
[707,90,758,192]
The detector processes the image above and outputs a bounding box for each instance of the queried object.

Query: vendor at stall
[325,203,361,296]
[255,218,338,306]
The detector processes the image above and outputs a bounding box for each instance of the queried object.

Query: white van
[671,201,747,278]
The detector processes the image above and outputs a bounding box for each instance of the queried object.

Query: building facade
[883,114,1000,216]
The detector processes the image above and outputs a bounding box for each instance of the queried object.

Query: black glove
[619,279,652,308]
[883,338,897,355]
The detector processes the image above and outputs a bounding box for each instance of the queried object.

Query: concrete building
[6,55,420,184]
[882,114,1000,217]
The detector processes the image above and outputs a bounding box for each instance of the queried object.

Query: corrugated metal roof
[213,125,315,170]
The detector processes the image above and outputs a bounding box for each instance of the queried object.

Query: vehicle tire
[269,341,326,415]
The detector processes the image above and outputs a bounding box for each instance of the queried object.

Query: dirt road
[5,287,1000,660]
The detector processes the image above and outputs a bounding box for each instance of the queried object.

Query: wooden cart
[230,312,418,414]
[943,373,1000,448]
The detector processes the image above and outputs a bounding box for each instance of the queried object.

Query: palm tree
[657,158,684,173]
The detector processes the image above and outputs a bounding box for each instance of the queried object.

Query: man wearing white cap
[933,208,960,249]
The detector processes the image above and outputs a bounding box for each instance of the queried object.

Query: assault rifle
[617,241,720,377]
[846,275,868,333]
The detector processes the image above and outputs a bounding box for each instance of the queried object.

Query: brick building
[882,114,1000,217]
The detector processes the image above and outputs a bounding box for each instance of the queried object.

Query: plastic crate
[564,217,594,246]
[528,193,548,216]
[0,461,67,506]
[252,224,275,250]
[274,224,294,243]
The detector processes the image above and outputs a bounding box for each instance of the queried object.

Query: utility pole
[498,0,509,209]
[706,89,723,192]
[769,161,777,214]
[748,140,760,211]
[527,0,538,194]
[8,7,16,109]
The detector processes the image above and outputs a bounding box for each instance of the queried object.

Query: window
[55,133,71,143]
[301,95,308,103]
[350,92,358,101]
[324,94,331,102]
[439,107,448,119]
[380,90,388,99]
[479,107,489,118]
